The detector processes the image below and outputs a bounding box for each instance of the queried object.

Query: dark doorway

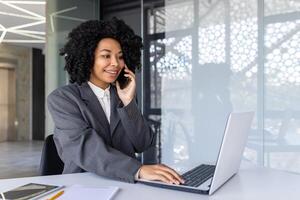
[32,48,45,140]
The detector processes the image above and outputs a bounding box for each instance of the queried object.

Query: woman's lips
[105,69,118,75]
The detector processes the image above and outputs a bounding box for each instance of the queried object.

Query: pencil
[47,190,64,200]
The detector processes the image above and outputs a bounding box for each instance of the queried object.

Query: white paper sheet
[59,185,119,200]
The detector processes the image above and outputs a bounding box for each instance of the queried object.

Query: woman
[48,18,184,184]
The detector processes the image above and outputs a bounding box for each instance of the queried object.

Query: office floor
[0,141,43,179]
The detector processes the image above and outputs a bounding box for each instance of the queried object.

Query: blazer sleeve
[117,99,156,153]
[47,90,141,183]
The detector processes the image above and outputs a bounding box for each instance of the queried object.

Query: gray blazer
[47,82,155,183]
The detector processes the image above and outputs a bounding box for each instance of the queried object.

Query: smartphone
[0,183,64,200]
[117,67,129,89]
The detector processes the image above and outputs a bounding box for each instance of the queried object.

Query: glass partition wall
[45,0,100,136]
[142,0,300,174]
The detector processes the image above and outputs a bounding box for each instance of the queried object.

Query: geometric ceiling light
[49,6,86,32]
[0,0,45,44]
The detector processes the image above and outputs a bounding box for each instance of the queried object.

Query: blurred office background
[0,0,299,178]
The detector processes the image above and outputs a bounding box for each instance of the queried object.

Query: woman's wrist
[121,97,132,106]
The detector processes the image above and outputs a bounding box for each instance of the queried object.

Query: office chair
[39,134,64,175]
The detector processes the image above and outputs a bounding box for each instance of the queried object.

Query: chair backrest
[39,134,64,175]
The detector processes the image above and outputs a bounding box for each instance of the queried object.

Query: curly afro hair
[60,17,143,85]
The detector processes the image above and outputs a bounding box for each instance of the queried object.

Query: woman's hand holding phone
[116,66,136,106]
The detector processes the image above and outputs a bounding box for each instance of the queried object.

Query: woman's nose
[111,56,119,66]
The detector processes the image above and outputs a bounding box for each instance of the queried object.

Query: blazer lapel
[110,86,121,136]
[78,83,111,142]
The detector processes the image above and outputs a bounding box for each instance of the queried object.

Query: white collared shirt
[88,81,111,123]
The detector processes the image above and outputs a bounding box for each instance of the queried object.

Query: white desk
[0,164,299,200]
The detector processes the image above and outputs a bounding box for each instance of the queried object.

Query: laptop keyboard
[181,164,215,187]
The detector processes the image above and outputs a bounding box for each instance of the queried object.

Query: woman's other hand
[138,164,185,185]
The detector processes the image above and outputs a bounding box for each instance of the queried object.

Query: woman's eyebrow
[99,49,111,52]
[99,49,123,54]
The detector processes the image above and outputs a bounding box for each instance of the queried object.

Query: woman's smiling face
[89,38,125,89]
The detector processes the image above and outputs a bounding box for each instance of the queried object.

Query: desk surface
[0,163,299,200]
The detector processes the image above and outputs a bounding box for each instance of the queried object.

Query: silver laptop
[138,112,254,195]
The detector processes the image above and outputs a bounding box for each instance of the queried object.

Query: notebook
[138,112,254,195]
